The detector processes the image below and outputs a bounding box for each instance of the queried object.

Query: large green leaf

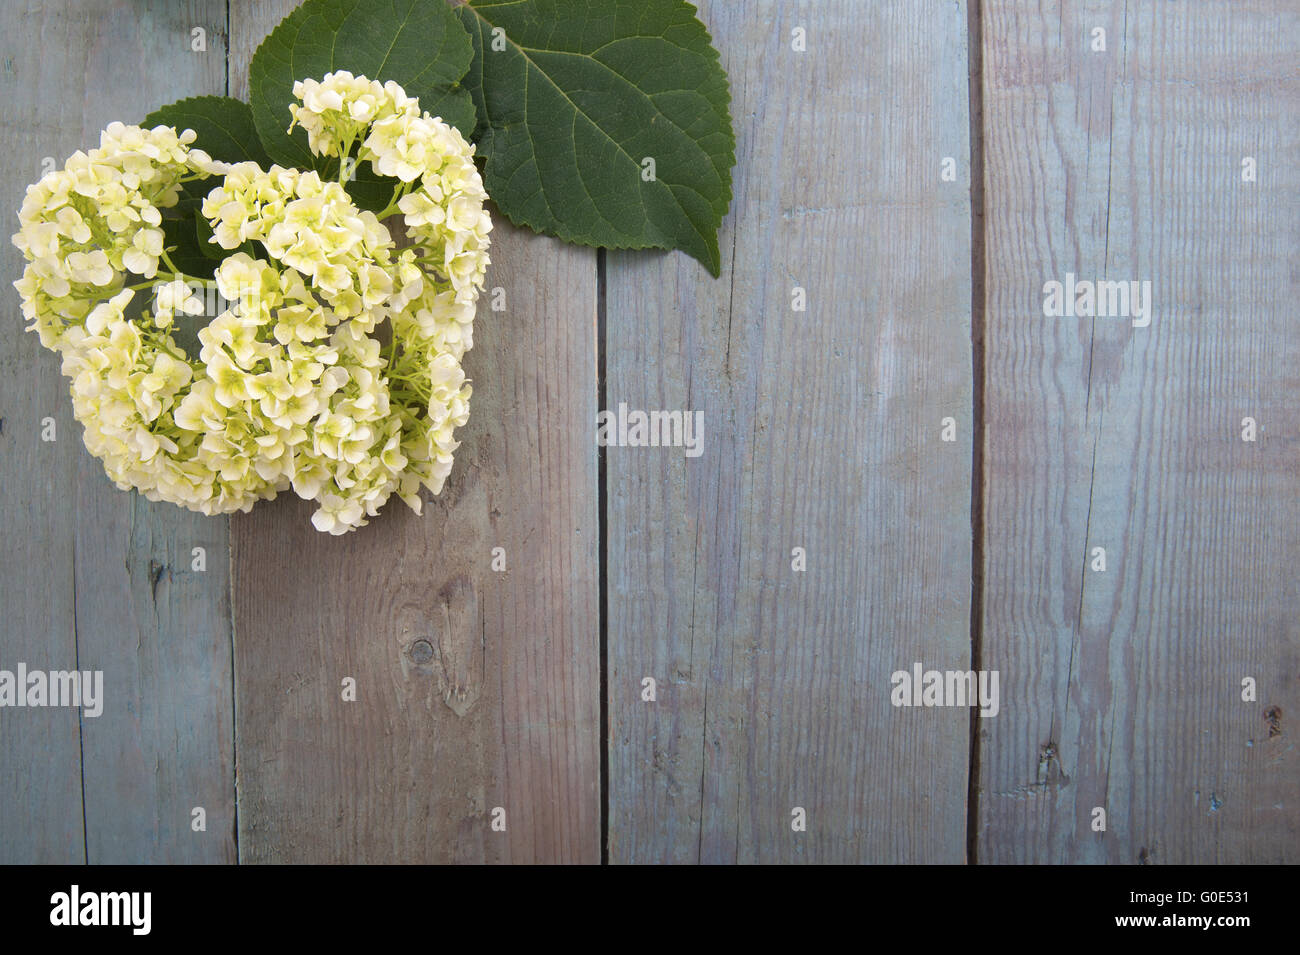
[159,215,218,281]
[248,0,477,173]
[457,0,736,275]
[144,97,269,253]
[143,96,273,167]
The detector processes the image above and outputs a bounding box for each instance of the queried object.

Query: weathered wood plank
[978,0,1300,863]
[0,1,83,861]
[606,0,975,863]
[0,0,235,863]
[228,0,601,863]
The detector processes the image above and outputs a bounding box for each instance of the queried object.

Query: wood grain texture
[978,0,1300,863]
[0,0,236,864]
[3,0,1294,868]
[228,0,601,864]
[605,0,975,863]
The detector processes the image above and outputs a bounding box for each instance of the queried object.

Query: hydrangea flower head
[12,76,492,534]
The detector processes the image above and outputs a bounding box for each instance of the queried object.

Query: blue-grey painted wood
[978,0,1300,863]
[605,0,975,862]
[4,0,1293,867]
[0,0,235,863]
[226,0,602,863]
[0,0,83,853]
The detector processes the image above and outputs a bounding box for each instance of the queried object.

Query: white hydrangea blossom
[288,71,491,526]
[12,75,492,534]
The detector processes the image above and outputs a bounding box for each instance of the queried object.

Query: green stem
[337,134,356,183]
[128,269,218,292]
[375,181,416,220]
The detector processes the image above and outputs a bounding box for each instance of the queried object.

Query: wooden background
[0,0,1295,864]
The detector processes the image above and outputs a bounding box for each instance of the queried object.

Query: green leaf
[160,215,218,281]
[344,159,403,215]
[248,0,477,172]
[194,213,226,261]
[418,86,478,142]
[143,96,273,167]
[456,0,736,276]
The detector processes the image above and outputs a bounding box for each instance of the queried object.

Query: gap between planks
[597,248,610,866]
[965,0,988,868]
